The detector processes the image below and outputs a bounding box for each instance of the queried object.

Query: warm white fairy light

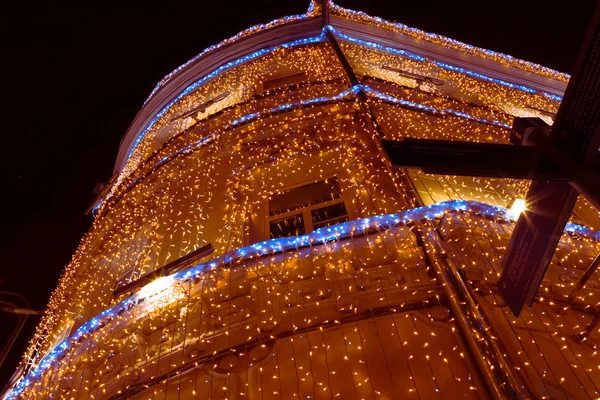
[8,2,600,400]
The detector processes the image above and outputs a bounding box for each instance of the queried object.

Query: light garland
[108,7,568,212]
[329,2,570,83]
[11,2,600,400]
[128,35,327,161]
[9,200,598,399]
[143,1,321,105]
[329,26,561,101]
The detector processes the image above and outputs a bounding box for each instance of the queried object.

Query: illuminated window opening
[268,178,349,238]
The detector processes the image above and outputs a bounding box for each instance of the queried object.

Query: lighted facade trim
[95,84,514,218]
[9,200,598,399]
[10,3,600,399]
[113,2,567,187]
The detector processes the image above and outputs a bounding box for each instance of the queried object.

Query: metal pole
[0,301,28,370]
[324,26,526,399]
[417,221,527,399]
[565,252,600,306]
[529,128,600,210]
[578,311,600,341]
[0,292,39,372]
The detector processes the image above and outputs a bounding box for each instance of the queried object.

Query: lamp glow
[137,276,175,298]
[509,198,526,215]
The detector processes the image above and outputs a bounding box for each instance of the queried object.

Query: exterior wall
[6,3,600,400]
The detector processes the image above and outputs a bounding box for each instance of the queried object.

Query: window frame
[268,196,347,238]
[266,175,351,239]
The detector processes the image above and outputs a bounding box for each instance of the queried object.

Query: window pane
[311,203,349,230]
[270,214,305,238]
[269,178,341,216]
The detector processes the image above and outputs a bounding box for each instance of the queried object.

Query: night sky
[3,0,596,388]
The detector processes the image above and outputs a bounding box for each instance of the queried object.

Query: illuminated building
[5,1,600,399]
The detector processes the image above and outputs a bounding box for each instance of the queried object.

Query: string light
[8,2,600,400]
[329,26,560,100]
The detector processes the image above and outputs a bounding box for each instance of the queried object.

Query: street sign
[380,138,599,180]
[498,4,600,317]
[382,3,600,317]
[551,14,600,163]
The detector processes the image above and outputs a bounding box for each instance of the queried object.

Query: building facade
[5,1,600,399]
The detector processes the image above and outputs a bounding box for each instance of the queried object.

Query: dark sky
[2,0,596,389]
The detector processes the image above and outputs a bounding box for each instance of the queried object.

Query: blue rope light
[359,85,512,128]
[127,34,327,162]
[125,28,560,177]
[143,12,316,105]
[230,86,358,126]
[93,85,511,217]
[327,26,562,101]
[9,200,598,399]
[228,84,512,128]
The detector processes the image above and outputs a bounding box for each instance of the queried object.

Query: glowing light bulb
[509,198,526,216]
[138,276,175,298]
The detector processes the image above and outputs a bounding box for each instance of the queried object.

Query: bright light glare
[509,198,527,215]
[138,276,174,298]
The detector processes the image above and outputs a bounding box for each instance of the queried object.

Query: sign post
[498,4,600,316]
[498,181,578,316]
[381,137,599,180]
[382,2,600,317]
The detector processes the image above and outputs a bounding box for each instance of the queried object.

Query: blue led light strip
[327,26,563,102]
[144,85,509,186]
[229,86,358,126]
[360,85,511,128]
[94,84,510,218]
[127,34,327,162]
[215,84,510,131]
[106,27,558,217]
[329,3,569,85]
[143,11,317,105]
[8,199,598,399]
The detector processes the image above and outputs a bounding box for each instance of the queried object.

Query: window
[262,71,307,92]
[113,244,213,298]
[269,178,349,239]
